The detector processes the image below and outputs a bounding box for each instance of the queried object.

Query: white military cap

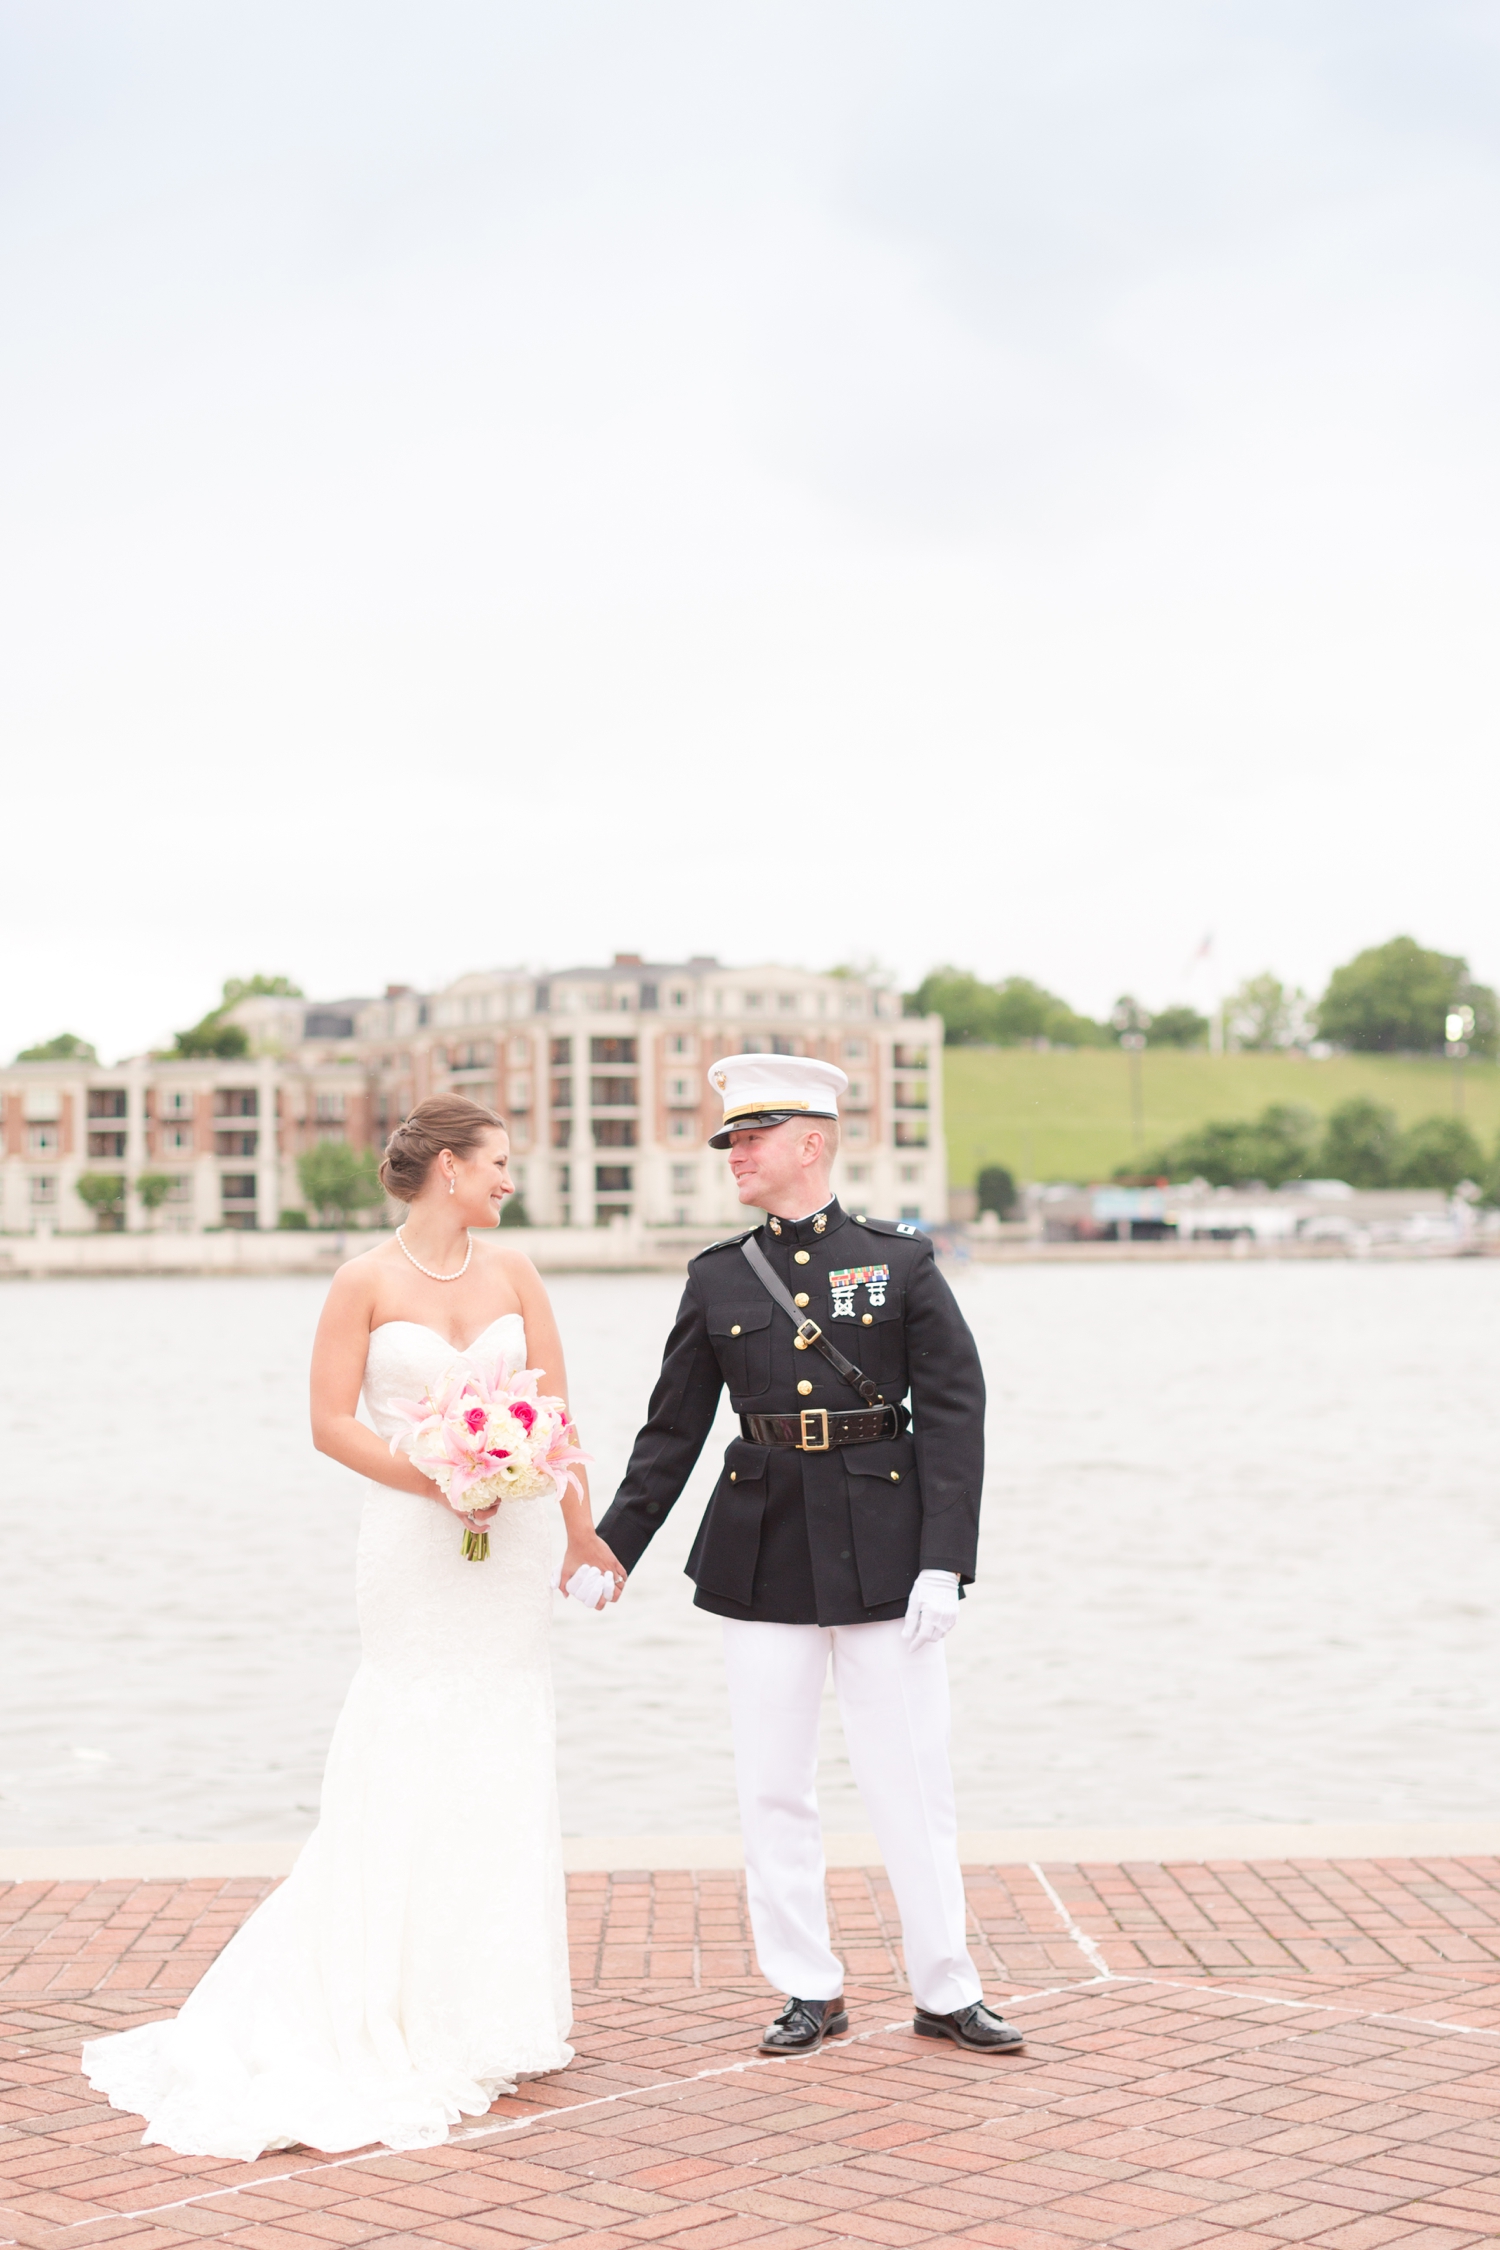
[705,1052,849,1149]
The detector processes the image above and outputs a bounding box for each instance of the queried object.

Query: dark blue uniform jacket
[596,1199,985,1626]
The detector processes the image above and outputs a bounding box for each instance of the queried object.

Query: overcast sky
[4,1,1499,1061]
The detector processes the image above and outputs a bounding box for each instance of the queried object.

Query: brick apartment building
[0,958,945,1235]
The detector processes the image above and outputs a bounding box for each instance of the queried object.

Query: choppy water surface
[1,1262,1498,1843]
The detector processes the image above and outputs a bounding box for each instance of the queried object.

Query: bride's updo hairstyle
[379,1094,507,1204]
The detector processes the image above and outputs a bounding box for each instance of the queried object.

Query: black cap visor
[708,1107,837,1150]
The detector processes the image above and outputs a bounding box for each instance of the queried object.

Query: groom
[597,1054,1022,2057]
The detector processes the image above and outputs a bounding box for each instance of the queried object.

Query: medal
[828,1263,889,1317]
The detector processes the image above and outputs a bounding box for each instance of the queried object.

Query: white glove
[901,1569,961,1649]
[552,1563,616,1610]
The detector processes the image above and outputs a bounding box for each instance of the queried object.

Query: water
[1,1263,1498,1844]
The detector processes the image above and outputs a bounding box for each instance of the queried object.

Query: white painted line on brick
[1027,1859,1116,1978]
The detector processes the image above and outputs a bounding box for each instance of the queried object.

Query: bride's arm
[505,1248,626,1604]
[310,1262,445,1500]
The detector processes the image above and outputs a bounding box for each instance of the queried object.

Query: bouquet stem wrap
[389,1359,591,1561]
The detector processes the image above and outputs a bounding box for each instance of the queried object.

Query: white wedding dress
[83,1314,573,2161]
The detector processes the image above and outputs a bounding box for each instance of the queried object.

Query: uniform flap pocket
[722,1437,770,1482]
[708,1303,774,1339]
[843,1435,916,1483]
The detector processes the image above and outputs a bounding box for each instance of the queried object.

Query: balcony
[593,1119,637,1148]
[590,1076,638,1108]
[88,1090,127,1119]
[550,1077,573,1110]
[88,1131,127,1159]
[216,1131,259,1157]
[894,1119,929,1147]
[893,1079,930,1110]
[590,1038,637,1066]
[215,1090,259,1118]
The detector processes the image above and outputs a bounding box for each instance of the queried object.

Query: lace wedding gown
[83,1314,573,2161]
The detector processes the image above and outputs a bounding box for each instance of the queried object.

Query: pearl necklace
[395,1225,473,1282]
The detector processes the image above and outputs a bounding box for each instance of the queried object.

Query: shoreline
[6,1819,1500,1880]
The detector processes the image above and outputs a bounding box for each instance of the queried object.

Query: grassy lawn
[943,1046,1500,1186]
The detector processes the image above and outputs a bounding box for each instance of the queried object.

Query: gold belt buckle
[799,1408,830,1452]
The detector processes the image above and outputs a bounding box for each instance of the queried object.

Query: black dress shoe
[758,1995,849,2054]
[913,2000,1024,2052]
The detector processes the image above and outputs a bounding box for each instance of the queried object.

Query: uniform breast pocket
[832,1286,905,1395]
[708,1303,774,1400]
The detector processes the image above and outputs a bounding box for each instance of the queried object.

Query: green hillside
[943,1047,1500,1186]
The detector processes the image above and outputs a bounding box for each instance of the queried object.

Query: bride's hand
[560,1531,627,1608]
[464,1503,501,1528]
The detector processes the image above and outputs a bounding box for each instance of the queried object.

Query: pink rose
[464,1406,487,1434]
[512,1401,536,1434]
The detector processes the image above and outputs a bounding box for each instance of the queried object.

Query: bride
[84,1095,625,2162]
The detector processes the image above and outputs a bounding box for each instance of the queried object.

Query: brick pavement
[5,1857,1500,2249]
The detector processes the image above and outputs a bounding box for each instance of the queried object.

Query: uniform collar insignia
[767,1199,847,1247]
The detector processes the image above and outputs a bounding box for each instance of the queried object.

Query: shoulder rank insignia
[828,1263,889,1317]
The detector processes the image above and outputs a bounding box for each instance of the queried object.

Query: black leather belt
[741,1404,902,1453]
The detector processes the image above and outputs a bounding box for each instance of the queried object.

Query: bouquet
[389,1359,591,1561]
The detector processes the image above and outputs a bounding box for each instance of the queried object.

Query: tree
[1146,1004,1209,1049]
[499,1193,532,1227]
[1390,1116,1484,1190]
[976,1165,1017,1217]
[220,974,304,1008]
[1319,1097,1400,1187]
[16,1032,98,1063]
[171,1020,251,1058]
[74,1172,126,1227]
[297,1141,386,1224]
[134,1172,174,1218]
[905,967,1106,1046]
[1138,1103,1317,1188]
[1224,973,1309,1051]
[1315,936,1498,1057]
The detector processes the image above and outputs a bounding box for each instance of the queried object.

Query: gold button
[855,1213,866,1223]
[730,1471,737,1482]
[794,1250,811,1265]
[797,1379,813,1396]
[890,1471,900,1482]
[730,1325,741,1336]
[794,1293,810,1308]
[794,1335,807,1350]
[862,1313,873,1325]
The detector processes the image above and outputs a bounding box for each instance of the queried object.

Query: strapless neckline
[369,1313,524,1358]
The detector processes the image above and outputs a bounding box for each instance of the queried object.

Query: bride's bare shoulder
[321,1238,401,1318]
[478,1234,543,1292]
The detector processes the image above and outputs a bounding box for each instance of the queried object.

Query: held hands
[553,1532,627,1612]
[901,1569,960,1650]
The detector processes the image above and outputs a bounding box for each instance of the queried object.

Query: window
[671,1164,695,1192]
[215,1089,259,1118]
[29,1175,57,1206]
[550,1037,572,1066]
[221,1174,257,1201]
[667,1033,696,1057]
[895,1119,929,1146]
[88,1090,127,1119]
[317,1125,347,1144]
[845,1079,870,1108]
[555,1164,571,1193]
[844,1162,871,1183]
[900,1205,922,1222]
[534,983,552,1014]
[638,983,658,1011]
[509,1075,531,1111]
[164,1126,193,1152]
[742,992,764,1012]
[668,1114,697,1141]
[899,1163,922,1183]
[216,1130,258,1157]
[159,1089,193,1117]
[509,1036,530,1065]
[593,1118,637,1147]
[551,1118,572,1149]
[89,1132,127,1158]
[26,1126,58,1154]
[550,1076,572,1109]
[843,1039,868,1061]
[893,1044,928,1069]
[845,1118,870,1143]
[452,1041,492,1069]
[590,1076,637,1107]
[23,1090,60,1122]
[165,1175,191,1202]
[770,1036,796,1056]
[668,1076,694,1102]
[590,1037,636,1065]
[841,994,864,1015]
[315,1092,346,1122]
[894,1079,929,1110]
[595,1165,633,1193]
[669,989,689,1010]
[778,993,798,1013]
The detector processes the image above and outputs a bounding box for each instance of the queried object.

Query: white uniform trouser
[720,1618,982,2017]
